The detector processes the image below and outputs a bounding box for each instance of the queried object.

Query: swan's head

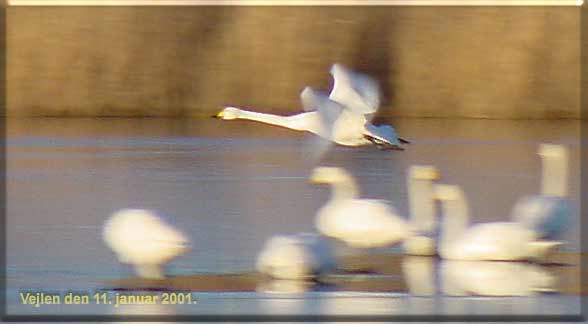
[433,184,463,201]
[330,63,348,78]
[215,107,241,120]
[409,165,441,181]
[538,144,568,158]
[309,167,354,185]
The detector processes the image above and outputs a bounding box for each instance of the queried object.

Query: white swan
[402,166,440,256]
[433,184,561,261]
[215,63,409,150]
[511,144,573,239]
[402,256,436,296]
[440,260,556,296]
[256,233,335,280]
[310,167,413,248]
[102,209,189,279]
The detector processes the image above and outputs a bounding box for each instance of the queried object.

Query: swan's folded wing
[329,63,380,119]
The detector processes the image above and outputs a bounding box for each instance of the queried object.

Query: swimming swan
[256,233,336,280]
[402,166,441,256]
[310,167,413,248]
[103,209,190,279]
[511,144,573,239]
[215,63,409,150]
[440,260,556,296]
[433,184,561,261]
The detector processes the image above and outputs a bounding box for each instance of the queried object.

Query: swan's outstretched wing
[301,86,343,130]
[329,63,380,118]
[300,87,344,159]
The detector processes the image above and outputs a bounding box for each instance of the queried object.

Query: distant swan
[103,209,189,279]
[256,233,335,280]
[310,167,413,248]
[511,144,573,239]
[215,63,409,150]
[441,260,556,296]
[433,184,561,261]
[402,166,440,256]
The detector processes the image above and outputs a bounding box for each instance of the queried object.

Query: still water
[5,117,583,318]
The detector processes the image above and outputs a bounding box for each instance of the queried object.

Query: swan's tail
[527,241,563,263]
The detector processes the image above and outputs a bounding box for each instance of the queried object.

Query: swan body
[103,209,189,279]
[310,167,413,248]
[216,63,408,150]
[441,260,556,296]
[512,144,572,239]
[256,233,335,280]
[434,184,561,261]
[402,166,440,256]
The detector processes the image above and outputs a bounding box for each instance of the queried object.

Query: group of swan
[252,143,571,290]
[100,62,571,297]
[101,141,570,297]
[215,63,409,150]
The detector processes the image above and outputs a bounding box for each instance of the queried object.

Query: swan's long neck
[329,176,359,201]
[236,109,312,131]
[541,153,568,197]
[439,192,469,250]
[408,178,435,233]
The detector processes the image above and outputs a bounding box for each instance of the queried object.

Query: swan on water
[511,144,573,239]
[256,232,336,280]
[102,209,190,279]
[309,167,413,248]
[402,166,441,256]
[433,184,562,261]
[215,63,409,150]
[402,256,436,296]
[440,260,556,296]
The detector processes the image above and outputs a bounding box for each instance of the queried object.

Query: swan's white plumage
[311,167,413,248]
[328,63,380,118]
[434,184,561,261]
[441,260,556,296]
[216,63,407,150]
[512,144,572,239]
[102,209,189,279]
[403,165,440,256]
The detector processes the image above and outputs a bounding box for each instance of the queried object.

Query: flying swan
[215,63,409,150]
[433,184,562,261]
[103,209,190,279]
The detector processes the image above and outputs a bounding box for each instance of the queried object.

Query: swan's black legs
[365,135,405,151]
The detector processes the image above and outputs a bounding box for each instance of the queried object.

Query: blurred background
[6,5,581,118]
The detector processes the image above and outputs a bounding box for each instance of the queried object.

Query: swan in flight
[256,233,336,280]
[511,144,573,239]
[440,260,556,296]
[403,166,441,256]
[215,63,409,150]
[433,184,562,261]
[102,209,190,279]
[309,167,413,248]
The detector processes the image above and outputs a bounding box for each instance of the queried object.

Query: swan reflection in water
[402,256,557,297]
